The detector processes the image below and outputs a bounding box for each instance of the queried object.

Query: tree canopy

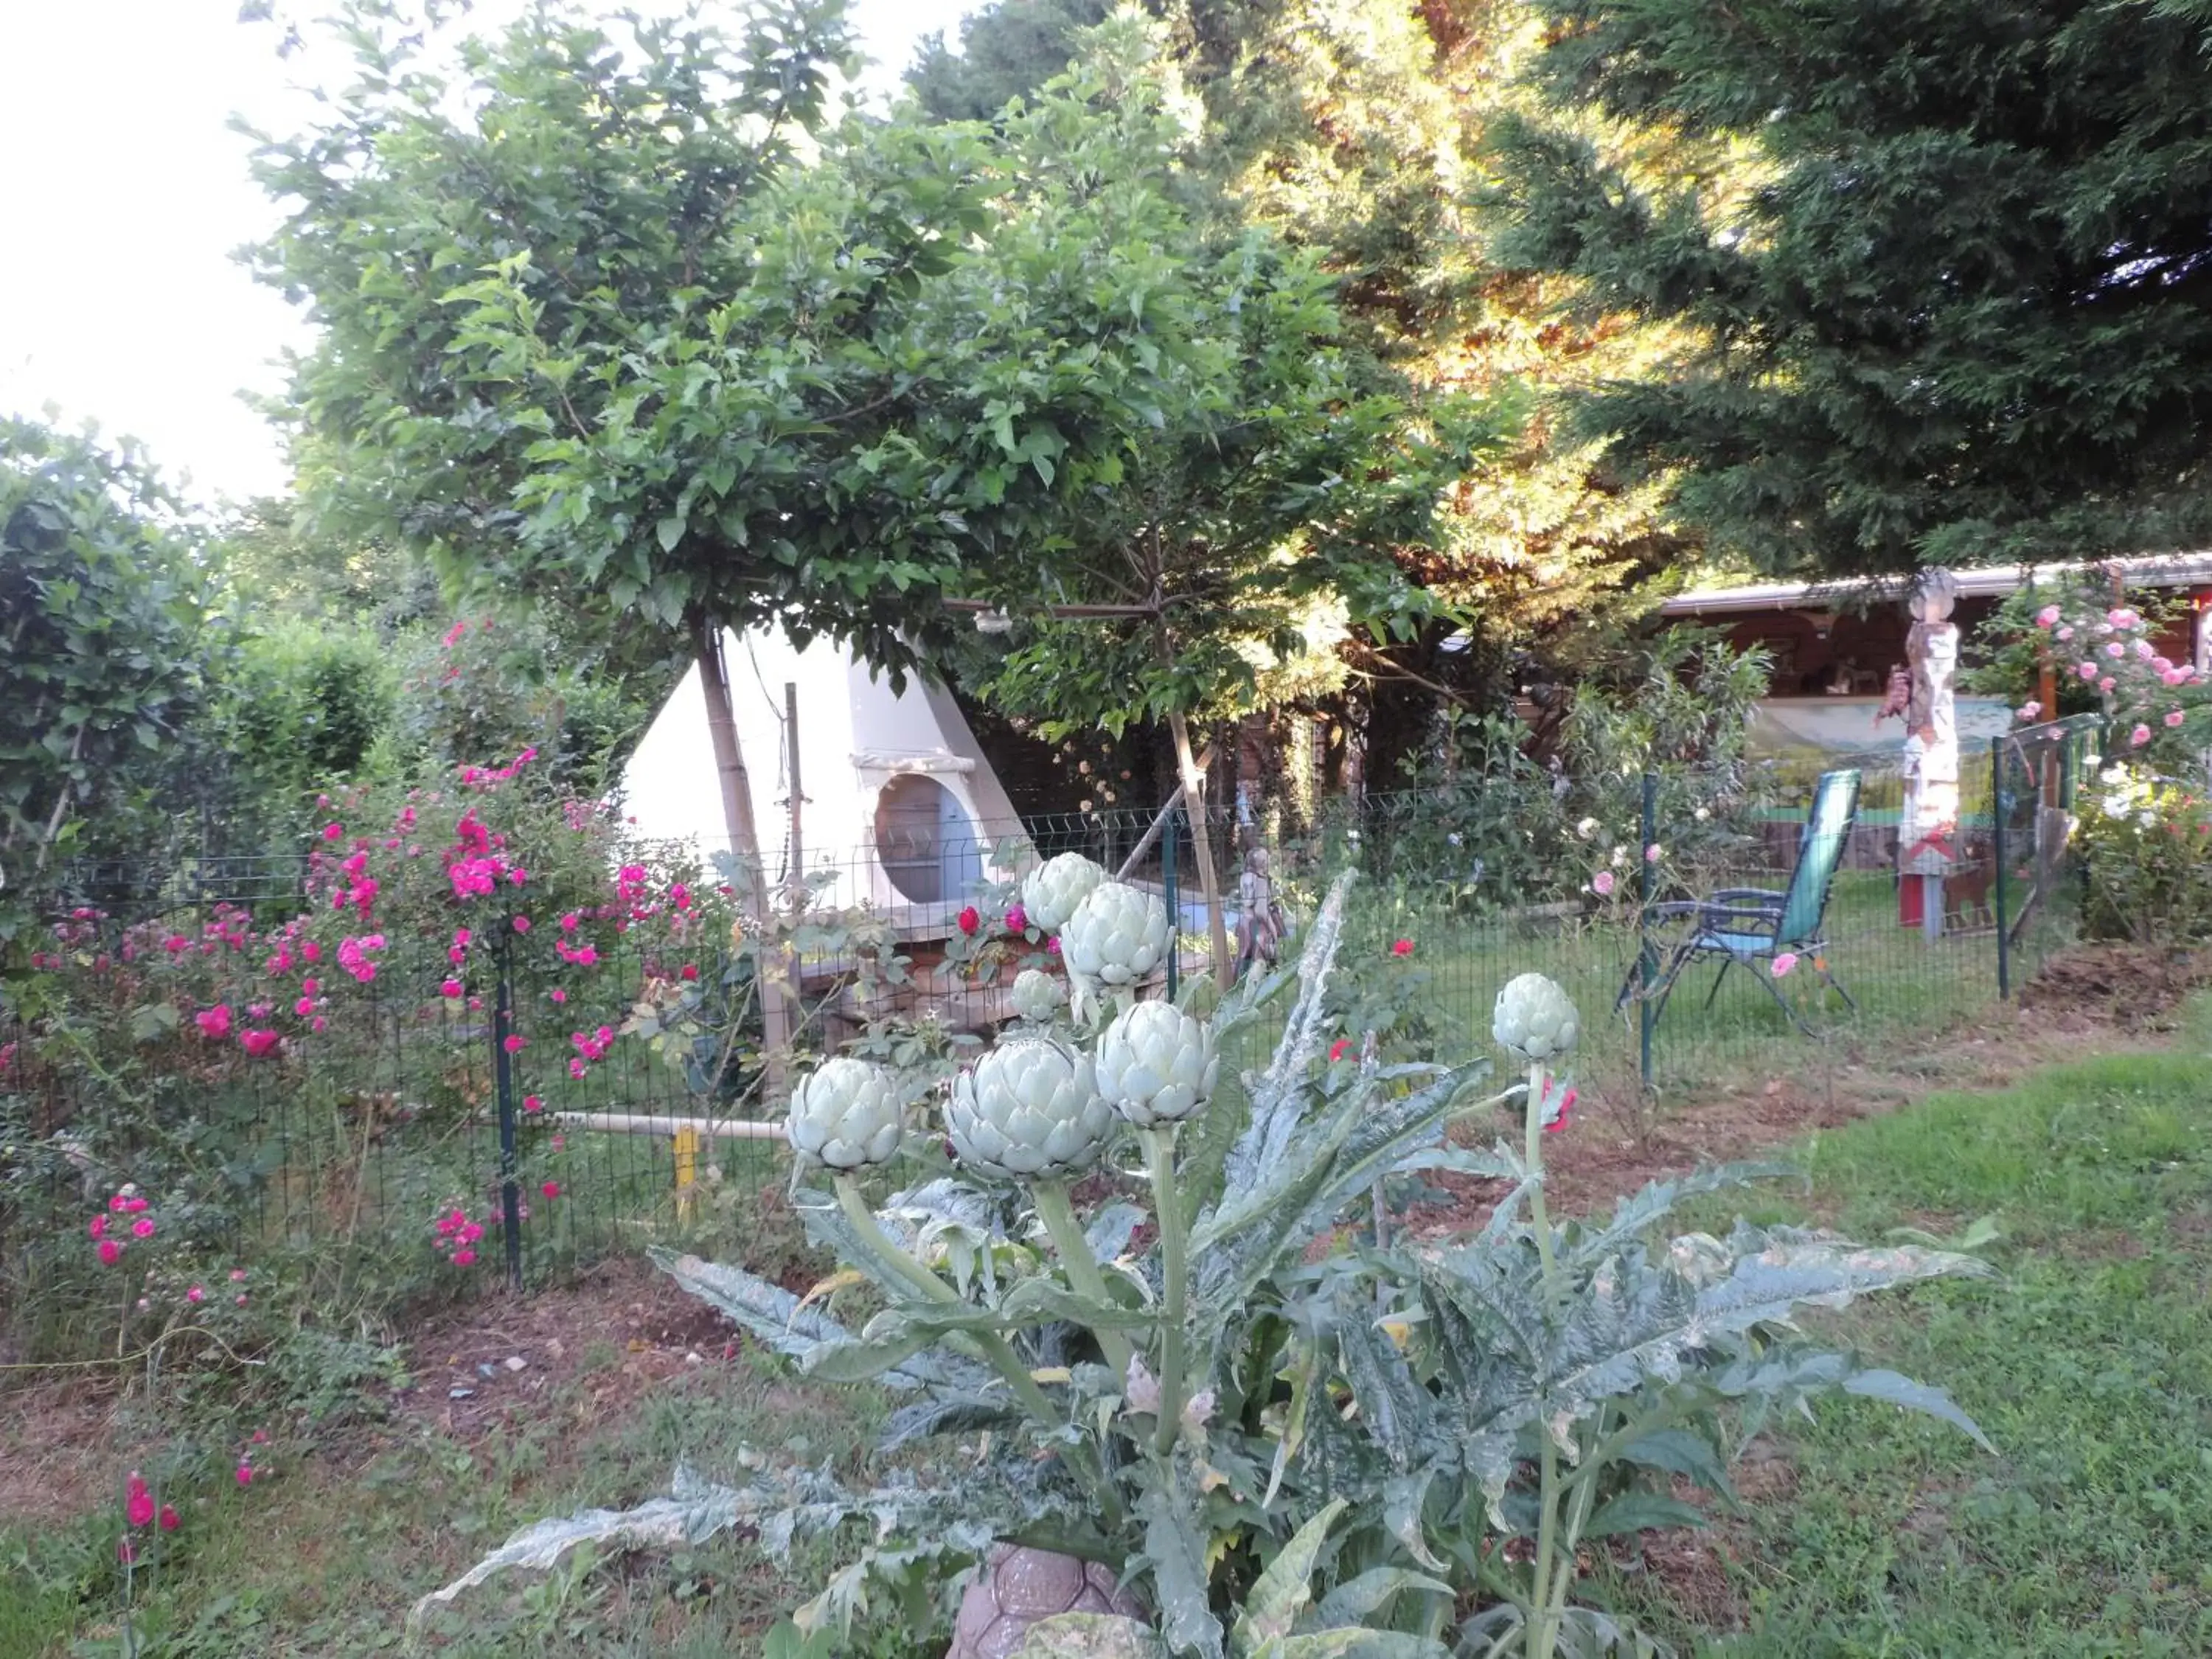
[1492,0,2212,575]
[0,417,215,900]
[905,0,1701,782]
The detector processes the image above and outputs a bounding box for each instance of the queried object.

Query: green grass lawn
[1614,990,2212,1657]
[7,994,2202,1658]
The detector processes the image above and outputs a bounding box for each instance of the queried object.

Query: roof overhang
[1659,552,2212,617]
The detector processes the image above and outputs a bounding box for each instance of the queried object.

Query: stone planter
[948,1545,1147,1659]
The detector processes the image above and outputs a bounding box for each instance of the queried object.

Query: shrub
[2076,769,2212,945]
[1964,575,2210,772]
[1362,630,1775,911]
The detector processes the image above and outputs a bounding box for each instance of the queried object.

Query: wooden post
[1167,710,1234,987]
[693,618,792,1102]
[785,683,804,916]
[673,1125,700,1220]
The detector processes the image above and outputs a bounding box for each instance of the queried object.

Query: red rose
[1391,938,1413,957]
[956,905,981,936]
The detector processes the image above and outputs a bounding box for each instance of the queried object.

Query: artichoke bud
[1021,852,1107,933]
[1061,881,1172,992]
[1492,973,1581,1063]
[1095,1000,1218,1129]
[947,1037,1116,1180]
[786,1056,904,1171]
[1009,967,1065,1024]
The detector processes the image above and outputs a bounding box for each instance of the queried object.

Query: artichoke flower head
[787,1056,904,1170]
[947,1037,1116,1180]
[1095,999,1218,1130]
[1492,973,1581,1064]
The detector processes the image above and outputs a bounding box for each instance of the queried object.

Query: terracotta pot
[947,1544,1147,1659]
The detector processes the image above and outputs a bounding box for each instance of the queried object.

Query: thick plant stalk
[830,1175,1058,1423]
[1523,1060,1560,1296]
[695,616,793,1102]
[1144,1126,1190,1454]
[1032,1180,1135,1381]
[1522,1057,1565,1659]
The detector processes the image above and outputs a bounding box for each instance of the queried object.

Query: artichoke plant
[785,1056,903,1169]
[947,1038,1116,1180]
[1021,852,1107,933]
[1094,1001,1217,1129]
[430,876,1992,1659]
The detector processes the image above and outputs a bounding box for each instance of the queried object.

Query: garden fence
[2,732,2101,1320]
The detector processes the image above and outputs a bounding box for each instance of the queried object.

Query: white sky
[0,0,970,509]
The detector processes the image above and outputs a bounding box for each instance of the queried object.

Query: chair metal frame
[1619,768,1864,1037]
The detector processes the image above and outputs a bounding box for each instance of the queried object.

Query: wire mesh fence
[3,735,2102,1320]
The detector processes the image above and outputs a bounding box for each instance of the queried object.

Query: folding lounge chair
[1618,768,1863,1037]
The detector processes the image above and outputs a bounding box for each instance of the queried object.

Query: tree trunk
[1167,709,1233,988]
[693,617,793,1102]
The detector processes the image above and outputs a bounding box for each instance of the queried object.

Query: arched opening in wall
[873,773,983,905]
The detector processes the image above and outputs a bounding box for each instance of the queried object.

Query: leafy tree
[244,0,998,1070]
[1492,0,2212,576]
[908,30,1503,973]
[910,0,1702,787]
[0,417,215,927]
[906,0,1114,120]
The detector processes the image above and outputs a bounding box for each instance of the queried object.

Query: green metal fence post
[1638,771,1657,1091]
[1163,809,1180,1000]
[1992,737,2011,998]
[492,943,524,1291]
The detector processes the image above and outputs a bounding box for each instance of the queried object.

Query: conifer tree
[1492,0,2212,575]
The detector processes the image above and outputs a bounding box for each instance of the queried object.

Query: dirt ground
[6,942,2205,1537]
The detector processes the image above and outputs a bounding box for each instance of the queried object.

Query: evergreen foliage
[1492,0,2212,574]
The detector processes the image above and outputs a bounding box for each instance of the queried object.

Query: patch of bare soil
[2017,942,2212,1027]
[0,1374,156,1531]
[369,1254,746,1448]
[1416,942,2209,1231]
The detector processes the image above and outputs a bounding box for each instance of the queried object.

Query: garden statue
[1879,568,1961,933]
[1231,846,1286,977]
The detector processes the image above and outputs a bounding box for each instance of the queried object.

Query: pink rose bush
[2022,589,2204,762]
[18,755,726,1318]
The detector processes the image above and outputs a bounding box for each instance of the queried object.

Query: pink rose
[2034,605,2062,627]
[1591,870,1616,897]
[2165,709,2186,728]
[2130,723,2152,747]
[1770,953,1799,978]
